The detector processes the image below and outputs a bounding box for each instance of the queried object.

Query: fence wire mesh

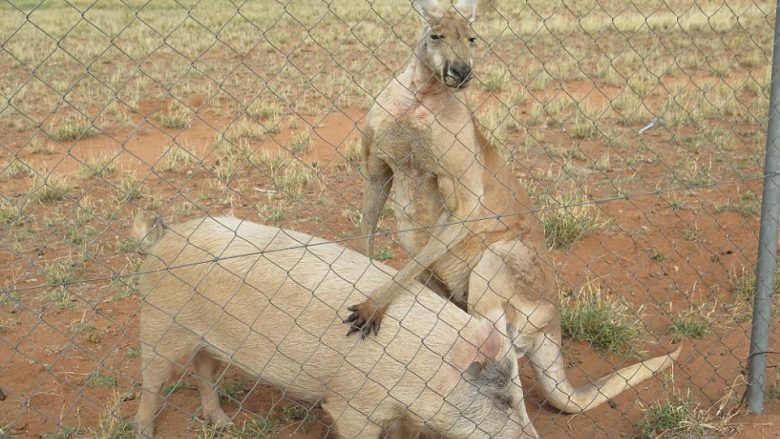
[0,0,778,437]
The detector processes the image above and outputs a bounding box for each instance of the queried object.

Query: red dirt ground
[1,97,778,439]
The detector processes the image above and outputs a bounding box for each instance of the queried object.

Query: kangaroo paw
[344,301,387,338]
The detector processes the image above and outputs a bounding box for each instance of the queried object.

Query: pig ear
[414,0,443,21]
[467,315,510,366]
[454,0,479,22]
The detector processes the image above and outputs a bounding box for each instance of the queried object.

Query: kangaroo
[132,215,538,439]
[348,0,682,413]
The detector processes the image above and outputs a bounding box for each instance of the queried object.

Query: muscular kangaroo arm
[346,174,479,337]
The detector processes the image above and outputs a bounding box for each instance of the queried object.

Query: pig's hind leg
[135,326,198,438]
[192,349,232,428]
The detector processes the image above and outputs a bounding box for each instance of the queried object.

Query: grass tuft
[636,397,707,439]
[375,247,393,261]
[91,392,134,439]
[767,373,780,401]
[156,102,192,129]
[667,316,711,341]
[29,136,53,154]
[0,200,21,226]
[246,101,283,121]
[86,371,118,388]
[289,131,311,154]
[29,173,71,202]
[214,157,240,187]
[51,426,81,439]
[49,115,96,141]
[560,281,642,354]
[160,144,199,172]
[729,264,780,301]
[344,139,363,164]
[570,114,599,139]
[42,260,77,285]
[78,153,117,179]
[481,73,506,93]
[542,191,600,249]
[219,381,248,402]
[2,160,34,178]
[274,162,313,199]
[115,173,145,202]
[236,416,277,437]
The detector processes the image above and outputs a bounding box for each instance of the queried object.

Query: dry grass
[159,143,200,172]
[636,380,741,439]
[156,102,193,129]
[78,153,117,179]
[2,160,34,179]
[48,115,96,141]
[29,172,71,202]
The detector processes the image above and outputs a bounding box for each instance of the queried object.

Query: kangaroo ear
[454,0,479,22]
[414,0,443,21]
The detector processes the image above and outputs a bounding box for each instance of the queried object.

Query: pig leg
[321,398,382,439]
[135,321,198,439]
[134,348,179,438]
[192,349,232,428]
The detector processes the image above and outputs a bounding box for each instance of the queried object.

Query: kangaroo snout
[445,59,473,87]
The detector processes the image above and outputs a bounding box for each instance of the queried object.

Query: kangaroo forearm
[373,220,469,307]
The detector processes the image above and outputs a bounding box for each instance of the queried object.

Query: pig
[132,215,538,438]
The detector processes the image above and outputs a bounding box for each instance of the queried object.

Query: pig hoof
[344,301,386,338]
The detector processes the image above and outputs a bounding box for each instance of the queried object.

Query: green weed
[560,281,642,354]
[636,397,707,439]
[667,316,711,341]
[542,192,600,250]
[86,371,118,388]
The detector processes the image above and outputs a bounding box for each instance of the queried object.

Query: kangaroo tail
[528,332,682,413]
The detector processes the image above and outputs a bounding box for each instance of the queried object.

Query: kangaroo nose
[450,61,472,82]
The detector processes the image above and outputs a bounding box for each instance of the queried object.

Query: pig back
[139,216,469,405]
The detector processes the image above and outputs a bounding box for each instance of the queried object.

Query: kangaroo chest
[372,116,483,300]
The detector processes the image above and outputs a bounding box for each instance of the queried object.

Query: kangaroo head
[414,0,480,90]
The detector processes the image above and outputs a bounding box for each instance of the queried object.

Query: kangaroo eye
[430,34,444,40]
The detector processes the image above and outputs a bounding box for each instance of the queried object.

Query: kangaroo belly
[374,118,444,255]
[391,169,443,254]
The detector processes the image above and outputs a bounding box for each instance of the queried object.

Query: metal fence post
[746,0,780,415]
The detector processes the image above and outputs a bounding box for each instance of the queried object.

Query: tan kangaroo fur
[351,0,682,413]
[132,216,538,439]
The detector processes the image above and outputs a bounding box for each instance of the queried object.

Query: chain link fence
[1,0,778,437]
